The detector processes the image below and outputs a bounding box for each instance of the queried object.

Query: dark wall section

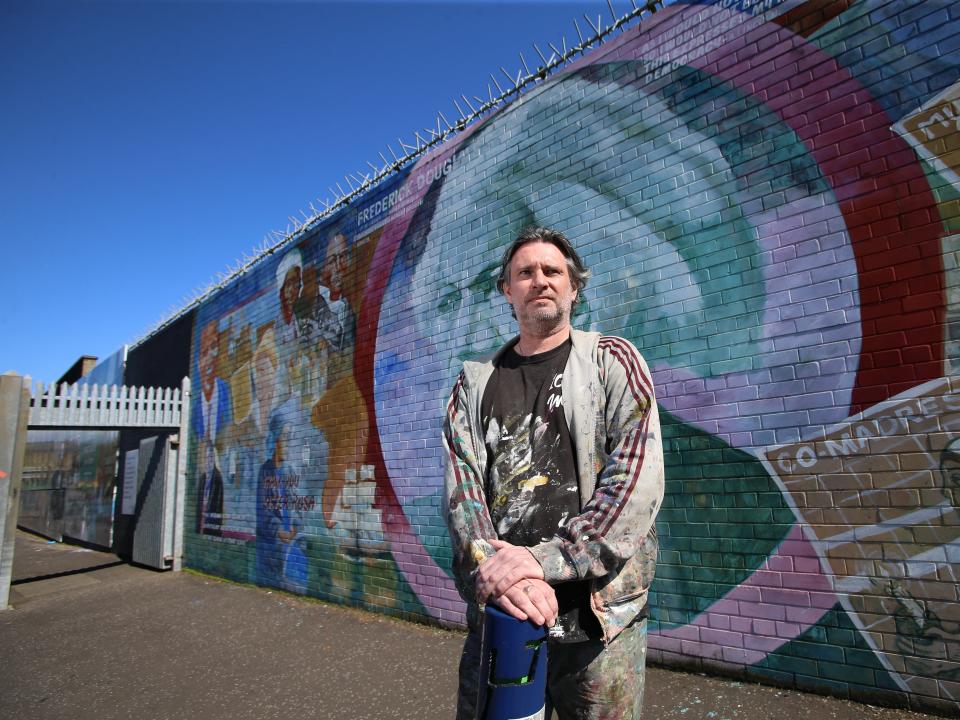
[124,311,195,390]
[114,310,195,558]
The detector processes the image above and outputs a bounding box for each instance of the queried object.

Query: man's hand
[496,579,559,627]
[476,539,545,602]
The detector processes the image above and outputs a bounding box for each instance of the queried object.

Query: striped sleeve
[529,336,665,583]
[442,370,498,603]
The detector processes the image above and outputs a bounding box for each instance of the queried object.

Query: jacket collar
[491,327,598,365]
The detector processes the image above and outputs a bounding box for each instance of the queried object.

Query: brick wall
[177,0,960,713]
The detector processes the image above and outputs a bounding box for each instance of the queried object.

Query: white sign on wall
[121,449,139,515]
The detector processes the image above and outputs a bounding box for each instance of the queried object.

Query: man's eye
[476,277,495,295]
[466,263,501,297]
[438,291,461,314]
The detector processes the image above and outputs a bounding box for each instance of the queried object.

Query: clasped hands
[476,539,558,628]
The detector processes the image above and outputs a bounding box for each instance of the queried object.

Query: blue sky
[1,0,622,383]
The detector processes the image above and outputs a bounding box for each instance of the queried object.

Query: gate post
[171,376,191,571]
[0,373,31,609]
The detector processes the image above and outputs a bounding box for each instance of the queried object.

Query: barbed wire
[132,0,662,351]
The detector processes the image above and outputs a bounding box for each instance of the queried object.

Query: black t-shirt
[481,338,601,642]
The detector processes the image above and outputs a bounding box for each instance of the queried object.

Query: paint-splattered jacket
[443,329,665,643]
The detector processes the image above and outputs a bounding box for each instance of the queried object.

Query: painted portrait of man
[193,318,232,536]
[375,57,866,628]
[399,61,861,444]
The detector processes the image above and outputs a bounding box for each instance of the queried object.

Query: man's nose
[462,288,494,330]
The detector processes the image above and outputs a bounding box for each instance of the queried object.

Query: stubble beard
[521,298,572,337]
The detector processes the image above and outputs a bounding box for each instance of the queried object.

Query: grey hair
[496,226,590,309]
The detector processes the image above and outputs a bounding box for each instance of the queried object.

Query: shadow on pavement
[0,530,940,720]
[11,560,128,586]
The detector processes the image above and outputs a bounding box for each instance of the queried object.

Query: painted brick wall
[177,0,960,713]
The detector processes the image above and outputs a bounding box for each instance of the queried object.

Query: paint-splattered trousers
[456,616,648,720]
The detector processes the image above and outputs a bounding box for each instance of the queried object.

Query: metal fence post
[171,376,191,572]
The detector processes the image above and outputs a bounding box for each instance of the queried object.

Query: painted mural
[184,0,960,712]
[185,205,420,610]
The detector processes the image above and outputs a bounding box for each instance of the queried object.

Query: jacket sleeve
[443,370,498,602]
[529,337,665,584]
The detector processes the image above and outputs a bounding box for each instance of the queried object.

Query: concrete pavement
[0,531,939,720]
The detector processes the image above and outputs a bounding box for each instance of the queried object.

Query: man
[309,231,369,529]
[194,319,231,536]
[276,248,303,348]
[256,406,307,591]
[444,226,665,719]
[310,231,354,375]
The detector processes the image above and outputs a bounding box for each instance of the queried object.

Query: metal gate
[1,375,191,607]
[130,434,184,570]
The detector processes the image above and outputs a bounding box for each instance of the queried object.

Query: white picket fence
[28,378,190,429]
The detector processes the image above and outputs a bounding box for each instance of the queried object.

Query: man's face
[323,233,349,296]
[199,322,219,399]
[396,60,861,448]
[408,239,513,385]
[939,447,960,505]
[280,266,301,318]
[275,426,288,464]
[502,241,577,336]
[254,350,277,409]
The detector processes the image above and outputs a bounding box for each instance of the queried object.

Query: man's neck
[514,325,572,356]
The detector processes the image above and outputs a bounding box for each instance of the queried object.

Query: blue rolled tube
[476,604,549,720]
